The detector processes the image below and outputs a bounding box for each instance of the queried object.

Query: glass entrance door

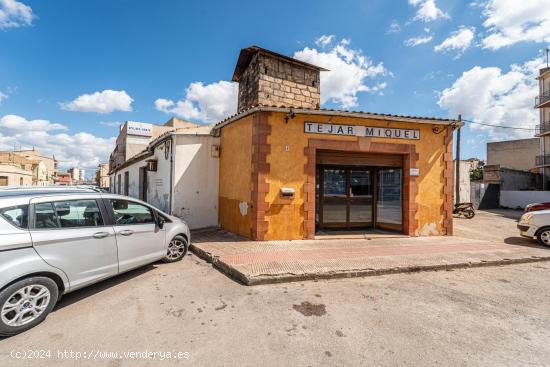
[349,170,373,227]
[319,167,374,229]
[321,168,348,227]
[317,166,403,232]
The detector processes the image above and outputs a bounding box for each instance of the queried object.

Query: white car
[0,189,190,336]
[518,210,550,246]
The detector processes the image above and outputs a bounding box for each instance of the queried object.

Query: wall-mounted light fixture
[284,108,296,124]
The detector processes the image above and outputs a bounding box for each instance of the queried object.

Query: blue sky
[1,0,549,174]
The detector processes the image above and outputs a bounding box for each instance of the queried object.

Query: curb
[190,244,550,286]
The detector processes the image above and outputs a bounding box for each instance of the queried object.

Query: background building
[109,118,199,171]
[109,124,220,229]
[54,172,72,186]
[68,167,86,184]
[487,138,539,172]
[535,65,550,189]
[95,163,109,188]
[0,152,34,186]
[0,149,57,186]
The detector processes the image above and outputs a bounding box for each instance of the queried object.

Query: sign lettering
[304,122,420,140]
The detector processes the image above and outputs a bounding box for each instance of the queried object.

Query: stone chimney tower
[232,46,326,113]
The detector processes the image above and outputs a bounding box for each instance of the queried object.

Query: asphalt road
[1,255,550,367]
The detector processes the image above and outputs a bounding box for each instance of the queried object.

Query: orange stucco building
[214,46,459,240]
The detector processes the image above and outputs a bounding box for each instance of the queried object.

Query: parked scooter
[453,202,475,219]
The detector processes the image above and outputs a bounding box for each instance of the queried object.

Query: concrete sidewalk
[190,229,550,285]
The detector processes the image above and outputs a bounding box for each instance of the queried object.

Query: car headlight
[520,213,533,223]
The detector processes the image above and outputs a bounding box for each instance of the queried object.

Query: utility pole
[455,114,462,205]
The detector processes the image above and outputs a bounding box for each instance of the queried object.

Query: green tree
[470,160,485,181]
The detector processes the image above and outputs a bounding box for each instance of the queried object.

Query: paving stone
[190,229,550,285]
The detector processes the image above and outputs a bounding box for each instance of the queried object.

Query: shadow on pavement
[482,209,523,220]
[53,264,158,311]
[503,236,547,249]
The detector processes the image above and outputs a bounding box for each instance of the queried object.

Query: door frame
[304,138,441,238]
[317,164,403,231]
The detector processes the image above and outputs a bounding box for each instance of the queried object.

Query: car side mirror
[155,215,165,229]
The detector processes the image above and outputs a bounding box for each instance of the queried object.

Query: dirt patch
[293,302,326,317]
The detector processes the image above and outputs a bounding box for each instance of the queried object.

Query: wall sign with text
[304,122,420,140]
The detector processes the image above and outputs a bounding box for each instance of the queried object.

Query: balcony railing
[535,89,550,108]
[536,155,550,166]
[536,120,550,135]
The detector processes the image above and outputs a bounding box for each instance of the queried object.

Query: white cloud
[99,121,121,128]
[0,0,33,29]
[0,114,115,170]
[0,114,67,132]
[408,0,449,22]
[437,57,542,140]
[315,34,335,47]
[404,35,433,47]
[294,38,391,108]
[0,91,7,104]
[481,0,550,50]
[434,26,476,55]
[60,90,133,114]
[155,81,238,123]
[387,21,401,34]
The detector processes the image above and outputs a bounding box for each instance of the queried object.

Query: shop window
[0,176,7,186]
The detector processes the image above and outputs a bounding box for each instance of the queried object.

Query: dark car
[525,202,550,212]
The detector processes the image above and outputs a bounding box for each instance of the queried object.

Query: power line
[461,118,536,131]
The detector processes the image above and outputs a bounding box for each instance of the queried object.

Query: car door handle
[118,229,134,236]
[93,232,110,239]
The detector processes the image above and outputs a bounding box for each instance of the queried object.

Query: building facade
[536,66,550,189]
[109,125,220,229]
[68,167,86,184]
[487,138,539,172]
[0,149,57,186]
[109,118,199,171]
[107,46,458,240]
[216,46,458,240]
[95,163,109,188]
[0,153,34,186]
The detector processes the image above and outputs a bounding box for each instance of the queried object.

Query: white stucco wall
[500,191,550,209]
[146,143,172,214]
[453,160,472,203]
[171,134,219,229]
[108,132,220,230]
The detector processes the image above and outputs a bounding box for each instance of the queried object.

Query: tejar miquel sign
[304,122,420,140]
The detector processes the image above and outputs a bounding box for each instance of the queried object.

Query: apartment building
[535,65,550,189]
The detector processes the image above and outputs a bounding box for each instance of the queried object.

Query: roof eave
[212,106,460,133]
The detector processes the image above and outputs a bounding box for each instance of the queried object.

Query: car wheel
[0,277,58,337]
[163,235,188,263]
[537,227,550,247]
[463,208,475,219]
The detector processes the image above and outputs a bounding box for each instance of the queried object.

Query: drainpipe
[455,115,461,205]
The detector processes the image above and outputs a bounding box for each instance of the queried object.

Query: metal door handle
[119,229,134,236]
[93,232,109,239]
